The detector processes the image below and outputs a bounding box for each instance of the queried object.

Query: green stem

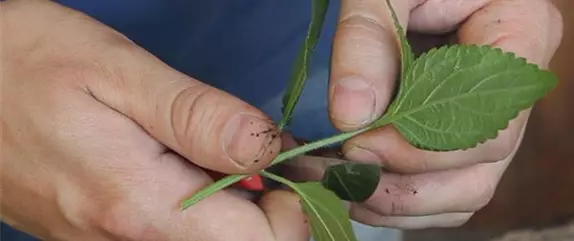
[179,119,391,210]
[271,128,365,165]
[180,174,247,210]
[260,170,297,189]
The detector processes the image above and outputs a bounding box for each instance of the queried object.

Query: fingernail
[332,77,376,127]
[345,146,381,164]
[222,113,278,169]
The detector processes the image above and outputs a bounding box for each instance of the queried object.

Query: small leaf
[279,0,329,129]
[377,45,558,151]
[385,0,414,82]
[322,163,380,202]
[295,182,358,241]
[260,171,357,241]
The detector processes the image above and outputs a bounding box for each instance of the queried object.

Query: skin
[0,0,564,241]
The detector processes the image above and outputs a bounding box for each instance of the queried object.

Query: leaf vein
[404,115,481,135]
[391,84,542,123]
[333,172,356,201]
[307,196,353,241]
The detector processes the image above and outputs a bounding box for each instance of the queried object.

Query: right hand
[0,1,308,240]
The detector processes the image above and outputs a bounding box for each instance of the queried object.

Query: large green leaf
[295,182,358,241]
[322,163,380,202]
[279,0,329,129]
[377,45,558,151]
[260,171,357,241]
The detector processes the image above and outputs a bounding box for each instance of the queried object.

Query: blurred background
[405,0,574,240]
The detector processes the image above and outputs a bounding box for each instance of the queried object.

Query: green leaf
[385,0,414,82]
[321,163,381,202]
[279,0,329,130]
[297,182,358,241]
[377,45,558,151]
[261,171,358,241]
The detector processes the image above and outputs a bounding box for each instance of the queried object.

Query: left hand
[293,0,563,229]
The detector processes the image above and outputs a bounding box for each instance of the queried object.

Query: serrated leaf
[295,182,358,241]
[385,0,414,81]
[322,163,380,202]
[279,0,329,129]
[376,45,557,151]
[260,171,357,241]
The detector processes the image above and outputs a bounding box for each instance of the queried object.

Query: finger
[95,152,282,241]
[458,0,563,67]
[351,205,473,229]
[408,0,563,65]
[360,157,511,217]
[408,0,493,34]
[86,45,281,174]
[343,111,528,173]
[280,137,514,217]
[329,0,418,130]
[259,190,310,241]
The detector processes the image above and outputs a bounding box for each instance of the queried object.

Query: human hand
[323,0,563,229]
[0,1,308,240]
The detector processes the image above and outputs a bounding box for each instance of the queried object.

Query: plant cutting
[180,0,558,240]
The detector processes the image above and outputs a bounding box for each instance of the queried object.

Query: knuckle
[388,200,409,216]
[335,14,390,49]
[366,194,408,216]
[467,175,497,211]
[48,62,103,87]
[170,83,215,149]
[338,14,384,35]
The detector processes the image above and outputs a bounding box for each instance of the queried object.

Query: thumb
[87,45,281,174]
[329,0,414,131]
